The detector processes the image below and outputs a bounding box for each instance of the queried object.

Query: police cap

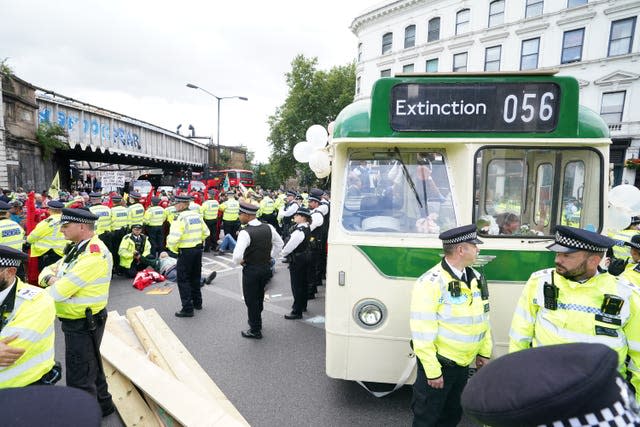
[546,225,615,253]
[131,224,143,229]
[111,195,122,202]
[0,201,11,211]
[0,245,28,267]
[624,234,640,251]
[129,191,141,199]
[439,224,483,245]
[151,197,161,204]
[461,343,640,427]
[89,192,102,198]
[295,207,312,219]
[239,201,258,216]
[631,216,640,225]
[60,207,98,224]
[46,200,65,209]
[174,195,192,203]
[286,190,297,197]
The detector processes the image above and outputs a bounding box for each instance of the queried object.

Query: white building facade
[351,0,640,185]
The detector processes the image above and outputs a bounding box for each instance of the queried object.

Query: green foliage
[36,123,69,159]
[267,54,355,184]
[0,58,13,76]
[252,162,280,190]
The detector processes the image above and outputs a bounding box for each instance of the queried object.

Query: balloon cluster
[293,123,334,179]
[606,184,640,232]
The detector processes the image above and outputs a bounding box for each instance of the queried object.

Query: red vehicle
[203,169,254,189]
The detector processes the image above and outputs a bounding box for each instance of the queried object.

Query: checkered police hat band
[442,231,477,245]
[61,214,94,224]
[555,231,608,252]
[545,399,640,427]
[0,257,21,267]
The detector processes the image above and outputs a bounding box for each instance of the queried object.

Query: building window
[488,1,505,28]
[404,25,416,49]
[382,32,393,54]
[525,0,544,18]
[567,0,587,7]
[600,91,626,124]
[356,76,361,95]
[357,43,362,62]
[456,9,470,35]
[428,17,441,42]
[608,17,636,57]
[561,28,584,64]
[381,69,391,77]
[520,37,540,70]
[485,45,501,71]
[402,64,414,73]
[453,52,468,72]
[426,58,438,72]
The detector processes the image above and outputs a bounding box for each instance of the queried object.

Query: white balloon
[293,141,313,163]
[609,185,640,210]
[605,205,631,232]
[306,125,328,148]
[327,121,335,135]
[309,149,331,175]
[314,169,331,179]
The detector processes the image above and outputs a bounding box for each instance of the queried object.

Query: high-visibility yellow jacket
[143,206,166,227]
[165,206,177,224]
[509,268,640,401]
[622,263,640,289]
[118,233,151,268]
[110,206,129,231]
[0,218,25,250]
[300,192,309,208]
[220,199,239,221]
[200,200,219,221]
[0,278,56,388]
[609,229,639,260]
[274,194,286,211]
[166,210,210,253]
[89,204,112,235]
[26,214,68,257]
[127,203,145,227]
[258,196,275,217]
[39,235,112,320]
[410,261,492,379]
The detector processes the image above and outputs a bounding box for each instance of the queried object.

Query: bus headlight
[354,299,387,329]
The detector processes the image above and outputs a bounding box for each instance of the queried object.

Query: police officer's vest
[110,205,129,230]
[222,199,239,221]
[291,224,310,255]
[166,210,209,252]
[118,233,149,268]
[0,218,25,250]
[127,203,145,227]
[144,205,165,227]
[259,197,275,216]
[89,204,112,235]
[243,224,272,265]
[165,206,177,223]
[39,235,112,319]
[27,214,68,257]
[0,279,55,388]
[201,200,220,220]
[282,201,298,232]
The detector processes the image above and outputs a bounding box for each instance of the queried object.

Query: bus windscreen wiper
[393,147,427,215]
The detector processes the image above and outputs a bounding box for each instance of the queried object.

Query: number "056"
[503,92,555,124]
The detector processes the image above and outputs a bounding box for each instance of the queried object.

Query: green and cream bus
[325,71,610,389]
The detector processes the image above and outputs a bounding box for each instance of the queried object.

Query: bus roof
[334,74,609,140]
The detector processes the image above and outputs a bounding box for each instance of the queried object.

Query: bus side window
[560,161,585,228]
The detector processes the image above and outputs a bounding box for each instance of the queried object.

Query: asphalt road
[51,252,478,427]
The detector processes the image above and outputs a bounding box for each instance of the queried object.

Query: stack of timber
[101,306,249,427]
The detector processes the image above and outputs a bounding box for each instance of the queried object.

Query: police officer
[38,208,115,416]
[144,197,165,257]
[127,192,145,231]
[280,207,312,319]
[0,245,58,388]
[166,195,209,318]
[0,201,25,280]
[280,191,299,241]
[109,195,128,273]
[258,191,277,230]
[622,234,640,288]
[219,191,240,238]
[26,200,68,271]
[200,191,220,252]
[88,192,111,250]
[307,192,326,298]
[118,224,152,278]
[311,188,330,282]
[232,202,283,338]
[410,224,492,427]
[509,225,640,402]
[609,216,640,260]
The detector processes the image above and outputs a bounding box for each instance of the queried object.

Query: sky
[0,0,379,163]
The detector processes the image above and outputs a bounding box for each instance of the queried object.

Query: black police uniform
[283,209,311,317]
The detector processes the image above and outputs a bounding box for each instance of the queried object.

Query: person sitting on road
[118,224,153,278]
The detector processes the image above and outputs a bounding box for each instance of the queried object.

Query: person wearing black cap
[200,190,220,252]
[166,195,210,317]
[280,207,312,319]
[622,234,640,288]
[306,192,325,299]
[509,225,640,402]
[232,201,283,338]
[410,224,492,426]
[280,190,299,241]
[310,188,330,283]
[0,201,26,280]
[88,192,112,252]
[461,342,640,426]
[108,195,128,273]
[117,224,152,278]
[26,200,68,271]
[126,192,144,231]
[38,208,115,416]
[0,245,58,388]
[609,216,640,260]
[220,191,240,240]
[143,197,166,257]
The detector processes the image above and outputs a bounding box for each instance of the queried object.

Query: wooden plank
[101,332,241,427]
[103,358,159,427]
[139,309,249,426]
[126,306,173,375]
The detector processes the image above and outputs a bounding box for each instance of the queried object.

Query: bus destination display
[390,83,560,133]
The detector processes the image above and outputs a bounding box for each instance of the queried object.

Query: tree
[267,55,355,186]
[36,123,69,160]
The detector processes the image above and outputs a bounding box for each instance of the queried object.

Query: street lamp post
[186,83,248,168]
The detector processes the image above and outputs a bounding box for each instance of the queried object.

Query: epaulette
[90,244,101,253]
[530,268,554,279]
[17,286,43,301]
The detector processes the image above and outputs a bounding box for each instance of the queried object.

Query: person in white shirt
[280,207,312,319]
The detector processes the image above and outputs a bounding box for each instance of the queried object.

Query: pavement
[48,251,478,427]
